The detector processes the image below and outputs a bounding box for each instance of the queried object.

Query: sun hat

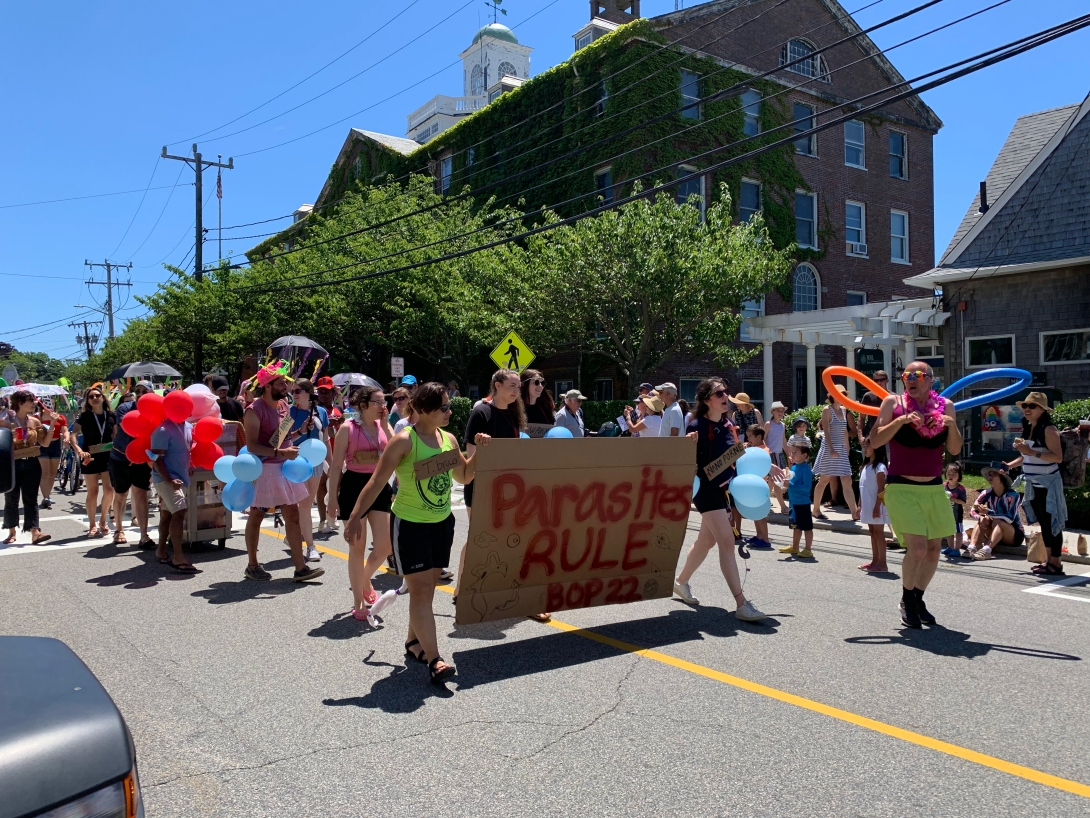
[729,392,752,405]
[401,375,417,386]
[792,416,810,428]
[316,376,335,390]
[640,396,665,414]
[1016,391,1051,411]
[981,462,1012,490]
[564,389,586,401]
[654,382,678,394]
[770,400,786,411]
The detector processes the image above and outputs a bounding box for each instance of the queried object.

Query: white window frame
[595,166,614,204]
[891,209,910,264]
[846,290,867,306]
[780,39,829,82]
[741,89,761,136]
[576,32,592,49]
[1039,327,1090,366]
[740,296,765,342]
[965,335,1016,369]
[739,178,762,223]
[792,263,821,312]
[596,81,608,117]
[845,200,867,256]
[845,120,866,169]
[793,102,816,156]
[440,155,453,194]
[676,165,705,218]
[556,380,573,397]
[889,130,908,179]
[680,69,701,120]
[795,190,818,250]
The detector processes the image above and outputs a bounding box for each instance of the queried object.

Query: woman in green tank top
[345,381,490,684]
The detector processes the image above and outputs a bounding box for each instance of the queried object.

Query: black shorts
[337,470,393,520]
[693,475,729,513]
[39,440,63,459]
[464,479,474,508]
[82,452,111,475]
[108,458,152,493]
[390,514,455,575]
[792,504,814,531]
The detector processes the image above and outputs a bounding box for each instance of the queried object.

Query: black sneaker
[293,565,325,582]
[915,596,936,626]
[244,564,272,581]
[900,598,921,629]
[39,498,52,509]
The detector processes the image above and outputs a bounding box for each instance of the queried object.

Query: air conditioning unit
[847,241,868,256]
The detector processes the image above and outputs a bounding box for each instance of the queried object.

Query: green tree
[527,184,793,388]
[0,349,68,383]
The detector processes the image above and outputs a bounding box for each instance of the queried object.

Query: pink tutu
[251,461,309,509]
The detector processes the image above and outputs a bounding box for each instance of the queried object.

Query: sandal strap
[405,639,420,649]
[429,656,446,669]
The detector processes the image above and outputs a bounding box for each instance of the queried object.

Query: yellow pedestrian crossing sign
[490,331,535,373]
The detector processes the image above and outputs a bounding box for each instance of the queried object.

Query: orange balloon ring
[821,366,890,416]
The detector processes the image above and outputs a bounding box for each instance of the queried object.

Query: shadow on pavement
[845,625,1081,661]
[451,605,780,689]
[85,549,240,590]
[322,650,454,713]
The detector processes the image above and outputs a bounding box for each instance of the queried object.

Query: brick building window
[556,380,573,396]
[845,120,866,169]
[740,296,764,341]
[596,82,608,117]
[440,155,453,193]
[794,103,815,155]
[680,69,701,120]
[795,191,817,249]
[966,336,1015,368]
[792,264,820,312]
[676,166,705,217]
[846,201,867,256]
[890,131,907,178]
[780,39,829,81]
[742,380,765,414]
[595,167,614,204]
[595,379,614,400]
[891,210,909,263]
[846,291,867,306]
[679,379,703,403]
[739,179,761,223]
[741,89,761,136]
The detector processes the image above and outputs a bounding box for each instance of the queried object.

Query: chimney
[591,0,640,24]
[978,180,989,214]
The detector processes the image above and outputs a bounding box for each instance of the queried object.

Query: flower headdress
[251,359,293,389]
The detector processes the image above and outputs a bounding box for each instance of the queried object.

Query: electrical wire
[167,0,428,145]
[123,163,187,263]
[234,14,1090,295]
[2,311,99,337]
[109,156,160,257]
[0,183,191,210]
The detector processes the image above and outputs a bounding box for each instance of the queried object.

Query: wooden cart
[180,421,243,551]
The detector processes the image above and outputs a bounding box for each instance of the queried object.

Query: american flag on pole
[216,169,222,199]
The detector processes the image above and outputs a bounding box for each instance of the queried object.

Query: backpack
[1059,427,1089,488]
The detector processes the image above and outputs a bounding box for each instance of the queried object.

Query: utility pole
[84,259,132,340]
[69,320,100,360]
[160,144,234,379]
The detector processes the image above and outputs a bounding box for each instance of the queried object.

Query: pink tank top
[247,398,289,463]
[345,418,387,474]
[888,396,947,478]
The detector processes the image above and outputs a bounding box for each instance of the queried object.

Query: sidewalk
[762,503,1090,566]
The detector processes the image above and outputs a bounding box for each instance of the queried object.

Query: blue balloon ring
[939,368,1032,411]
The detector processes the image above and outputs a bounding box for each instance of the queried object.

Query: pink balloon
[184,383,218,420]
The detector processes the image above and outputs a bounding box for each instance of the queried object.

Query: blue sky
[2,0,1087,362]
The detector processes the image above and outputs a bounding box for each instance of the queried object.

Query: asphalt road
[3,482,1090,817]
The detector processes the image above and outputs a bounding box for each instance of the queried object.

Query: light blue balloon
[232,453,263,483]
[729,474,769,507]
[282,457,314,484]
[736,447,772,478]
[519,432,530,439]
[733,496,770,521]
[545,426,573,438]
[693,476,700,497]
[213,455,237,483]
[222,479,255,512]
[297,437,327,466]
[239,446,249,456]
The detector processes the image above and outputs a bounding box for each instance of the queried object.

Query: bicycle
[57,442,82,495]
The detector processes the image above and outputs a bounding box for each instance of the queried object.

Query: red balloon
[138,393,165,426]
[120,409,151,438]
[126,437,152,465]
[163,390,194,423]
[192,416,223,444]
[190,441,222,470]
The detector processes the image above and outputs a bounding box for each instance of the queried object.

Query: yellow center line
[265,529,1090,799]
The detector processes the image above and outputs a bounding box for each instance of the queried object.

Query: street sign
[855,349,884,376]
[391,357,404,378]
[489,332,535,374]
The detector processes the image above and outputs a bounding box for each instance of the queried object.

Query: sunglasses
[88,394,104,400]
[530,379,545,386]
[711,389,729,398]
[873,377,888,383]
[1022,403,1041,411]
[394,396,409,403]
[901,371,930,383]
[439,404,452,413]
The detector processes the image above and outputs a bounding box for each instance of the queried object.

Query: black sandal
[1033,562,1066,576]
[404,639,426,663]
[429,656,456,684]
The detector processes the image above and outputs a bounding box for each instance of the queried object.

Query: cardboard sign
[525,423,553,439]
[272,413,295,449]
[413,448,462,481]
[88,442,113,455]
[14,446,41,460]
[352,449,380,466]
[455,437,696,624]
[703,442,746,483]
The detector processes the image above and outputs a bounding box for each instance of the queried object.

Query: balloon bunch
[821,365,1032,416]
[213,438,327,513]
[121,387,227,470]
[729,448,774,521]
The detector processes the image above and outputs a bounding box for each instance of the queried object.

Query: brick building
[905,99,1090,402]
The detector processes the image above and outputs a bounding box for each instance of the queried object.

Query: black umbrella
[106,361,183,381]
[267,336,327,356]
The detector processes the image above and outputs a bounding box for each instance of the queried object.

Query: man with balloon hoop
[241,362,325,583]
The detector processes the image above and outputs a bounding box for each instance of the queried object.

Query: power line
[0,183,191,210]
[3,311,98,337]
[123,163,187,263]
[235,13,1090,295]
[109,156,160,257]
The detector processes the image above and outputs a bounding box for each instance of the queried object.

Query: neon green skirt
[885,481,956,544]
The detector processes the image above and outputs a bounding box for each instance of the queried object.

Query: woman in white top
[858,437,889,573]
[625,396,663,437]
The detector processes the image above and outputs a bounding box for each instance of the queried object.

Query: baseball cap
[638,382,654,392]
[401,375,417,386]
[136,380,155,391]
[316,376,335,390]
[654,382,677,394]
[564,389,586,401]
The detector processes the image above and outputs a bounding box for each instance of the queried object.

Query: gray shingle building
[906,99,1090,401]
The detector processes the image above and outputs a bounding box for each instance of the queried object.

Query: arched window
[780,39,829,81]
[793,264,820,312]
[497,61,517,79]
[470,64,485,96]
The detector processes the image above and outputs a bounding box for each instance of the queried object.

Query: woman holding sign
[345,381,487,684]
[673,378,767,622]
[328,385,396,618]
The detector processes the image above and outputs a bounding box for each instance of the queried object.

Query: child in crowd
[780,440,814,558]
[743,424,773,549]
[764,402,790,514]
[858,438,889,573]
[941,462,967,558]
[785,416,811,460]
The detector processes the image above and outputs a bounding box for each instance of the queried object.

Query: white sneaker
[735,600,767,622]
[439,568,455,581]
[318,521,332,534]
[331,520,341,531]
[673,580,699,604]
[305,545,321,562]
